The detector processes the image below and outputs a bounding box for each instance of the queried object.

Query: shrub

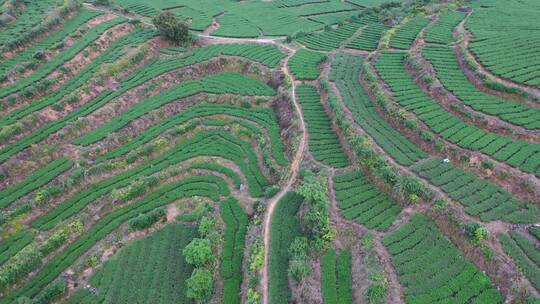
[127,208,166,231]
[152,11,190,45]
[183,238,214,267]
[186,268,214,301]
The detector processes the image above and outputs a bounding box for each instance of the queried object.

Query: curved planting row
[346,22,389,51]
[220,198,248,304]
[0,175,229,303]
[412,157,539,223]
[0,157,73,209]
[423,12,466,44]
[190,162,242,190]
[465,0,540,87]
[296,84,349,168]
[0,17,127,99]
[0,42,281,165]
[388,16,429,50]
[320,248,352,304]
[0,0,61,47]
[0,28,155,129]
[287,48,326,80]
[0,8,103,77]
[423,45,540,130]
[269,192,303,304]
[498,231,540,292]
[330,52,426,165]
[374,52,540,177]
[73,72,276,146]
[33,130,269,230]
[296,20,366,51]
[383,214,504,304]
[96,103,288,167]
[333,171,401,231]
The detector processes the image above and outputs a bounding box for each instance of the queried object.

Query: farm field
[0,0,539,304]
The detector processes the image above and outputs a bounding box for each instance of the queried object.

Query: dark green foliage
[296,84,349,167]
[330,52,426,165]
[498,231,540,291]
[411,157,539,223]
[0,231,34,265]
[128,208,166,231]
[0,157,73,208]
[333,171,401,231]
[321,249,353,304]
[152,11,190,45]
[288,49,327,80]
[187,268,214,301]
[383,214,503,304]
[66,224,196,304]
[269,192,303,304]
[221,198,248,304]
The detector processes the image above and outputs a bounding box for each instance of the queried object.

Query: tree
[186,268,214,301]
[152,11,190,45]
[183,238,214,267]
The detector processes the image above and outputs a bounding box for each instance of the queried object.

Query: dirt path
[261,46,307,304]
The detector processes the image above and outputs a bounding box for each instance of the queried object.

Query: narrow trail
[261,47,307,304]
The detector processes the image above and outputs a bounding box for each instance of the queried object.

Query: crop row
[330,52,426,165]
[175,6,213,31]
[296,84,350,167]
[498,231,540,292]
[389,16,429,50]
[0,8,103,77]
[374,52,540,177]
[73,72,275,146]
[68,223,196,304]
[221,198,248,304]
[0,231,34,265]
[1,176,225,303]
[412,157,539,223]
[346,22,389,51]
[530,227,540,241]
[33,130,268,231]
[269,192,304,304]
[296,20,365,51]
[190,162,242,190]
[333,171,401,231]
[0,157,73,209]
[0,42,280,165]
[424,12,466,44]
[423,45,540,129]
[383,214,503,304]
[465,1,540,87]
[97,103,288,167]
[213,13,260,38]
[0,17,126,99]
[0,0,60,47]
[288,48,327,80]
[320,248,352,304]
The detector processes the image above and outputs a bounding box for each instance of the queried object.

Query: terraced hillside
[0,1,539,304]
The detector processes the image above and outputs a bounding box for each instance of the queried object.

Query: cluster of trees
[152,12,191,46]
[183,216,218,301]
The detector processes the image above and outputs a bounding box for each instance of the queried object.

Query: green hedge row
[221,198,248,304]
[0,157,73,208]
[269,192,303,304]
[383,214,503,304]
[296,84,349,167]
[32,130,267,230]
[374,51,540,177]
[333,171,401,231]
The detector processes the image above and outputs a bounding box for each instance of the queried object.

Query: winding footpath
[261,47,307,304]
